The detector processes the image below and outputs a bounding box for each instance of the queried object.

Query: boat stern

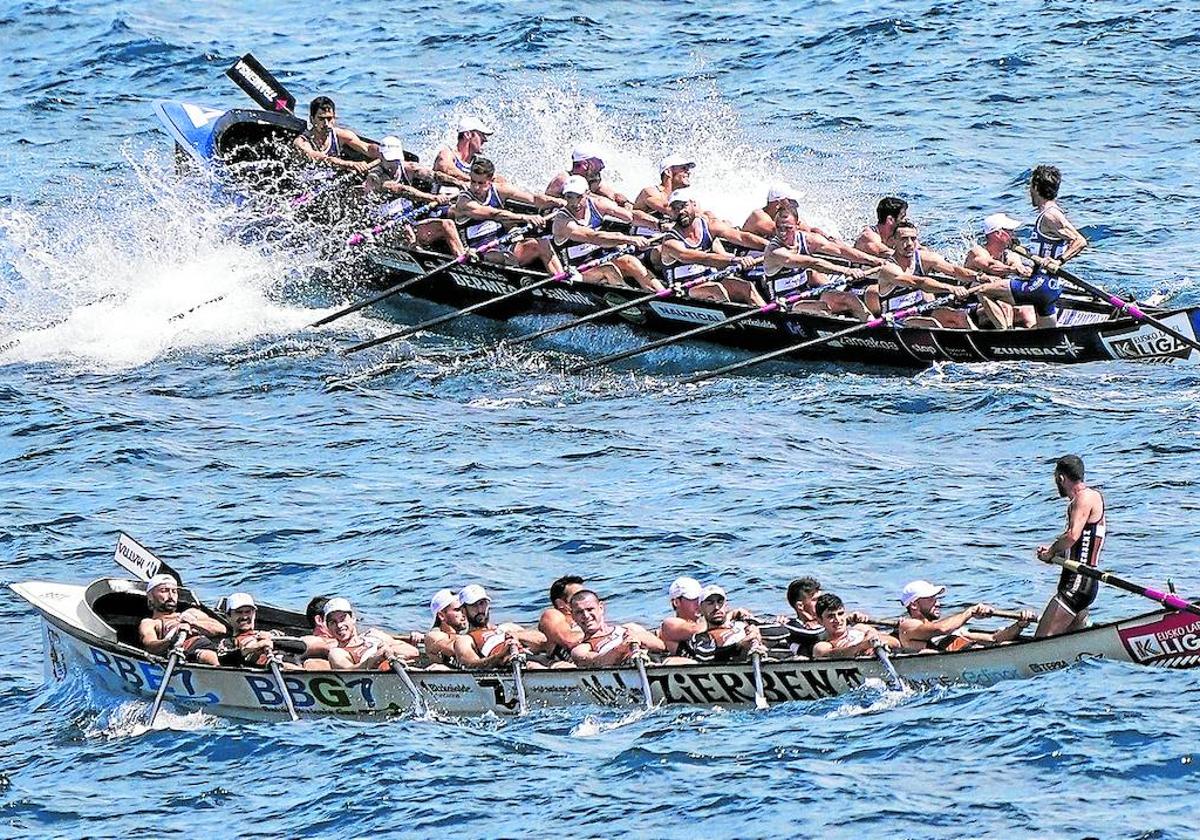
[153,100,226,164]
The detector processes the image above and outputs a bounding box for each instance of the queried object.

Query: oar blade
[225,53,296,114]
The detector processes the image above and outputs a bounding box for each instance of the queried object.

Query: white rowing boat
[12,575,1200,720]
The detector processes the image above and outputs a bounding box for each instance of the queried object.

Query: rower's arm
[658,616,703,644]
[809,233,887,267]
[455,196,540,228]
[627,623,667,653]
[898,608,977,642]
[181,607,227,637]
[382,178,443,206]
[452,635,511,669]
[1042,206,1088,264]
[811,640,835,659]
[138,618,172,655]
[327,647,358,670]
[854,228,892,258]
[661,240,740,270]
[965,245,1023,278]
[708,218,767,251]
[634,187,670,216]
[922,249,981,283]
[294,133,371,173]
[559,218,642,249]
[538,610,584,652]
[882,264,961,296]
[337,128,374,160]
[432,149,471,186]
[595,182,631,207]
[775,246,851,278]
[570,641,624,667]
[590,194,636,224]
[1045,495,1094,558]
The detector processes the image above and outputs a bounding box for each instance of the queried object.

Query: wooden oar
[389,656,427,716]
[344,242,653,355]
[750,650,768,710]
[871,638,904,692]
[512,655,529,716]
[679,291,961,385]
[1039,555,1200,617]
[267,655,300,721]
[346,201,439,246]
[1011,243,1200,354]
[311,224,534,329]
[570,263,879,374]
[631,643,654,711]
[145,632,186,727]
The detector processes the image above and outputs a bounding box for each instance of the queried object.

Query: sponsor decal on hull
[990,335,1083,360]
[451,269,513,296]
[1118,612,1200,668]
[648,301,727,325]
[534,287,594,307]
[1100,312,1198,364]
[374,252,424,275]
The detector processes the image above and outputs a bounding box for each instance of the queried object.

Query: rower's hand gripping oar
[344,237,664,355]
[679,291,965,385]
[267,654,300,721]
[145,628,187,728]
[346,201,439,246]
[1011,243,1200,355]
[1038,555,1200,617]
[870,638,904,692]
[311,224,534,329]
[630,642,655,710]
[511,650,529,716]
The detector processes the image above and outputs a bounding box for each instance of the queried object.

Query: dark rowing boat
[153,82,1200,370]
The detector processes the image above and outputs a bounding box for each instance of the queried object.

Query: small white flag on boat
[113,533,163,582]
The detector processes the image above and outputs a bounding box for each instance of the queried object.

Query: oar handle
[1040,554,1200,617]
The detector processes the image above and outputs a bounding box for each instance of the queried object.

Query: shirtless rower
[568,590,666,667]
[676,585,764,663]
[137,574,225,666]
[363,136,464,256]
[546,144,631,206]
[633,153,695,226]
[742,183,837,241]
[538,575,586,664]
[551,176,663,291]
[855,196,908,258]
[874,220,1008,329]
[811,593,899,658]
[426,588,468,668]
[896,580,1034,653]
[1035,455,1107,637]
[324,597,414,671]
[763,204,873,320]
[454,157,562,274]
[660,188,763,305]
[452,584,548,669]
[963,213,1036,329]
[292,96,373,174]
[658,576,706,654]
[433,115,494,187]
[220,593,315,670]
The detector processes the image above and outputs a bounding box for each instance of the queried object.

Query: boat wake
[87,700,215,740]
[824,679,918,718]
[570,704,659,737]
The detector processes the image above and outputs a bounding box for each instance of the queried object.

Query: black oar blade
[225,53,296,114]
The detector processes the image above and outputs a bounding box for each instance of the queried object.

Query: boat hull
[15,579,1200,721]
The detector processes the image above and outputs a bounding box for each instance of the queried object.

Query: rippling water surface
[3,1,1200,837]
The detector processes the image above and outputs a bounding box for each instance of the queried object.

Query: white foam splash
[570,704,657,737]
[88,699,215,740]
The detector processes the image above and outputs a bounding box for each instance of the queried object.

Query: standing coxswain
[292,96,374,174]
[1035,455,1107,637]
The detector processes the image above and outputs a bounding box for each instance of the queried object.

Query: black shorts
[1056,568,1099,614]
[183,635,219,663]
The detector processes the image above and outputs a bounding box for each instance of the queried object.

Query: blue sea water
[2,0,1200,837]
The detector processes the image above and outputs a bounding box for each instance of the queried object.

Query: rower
[546,144,631,207]
[292,96,374,174]
[783,577,826,658]
[896,581,1034,653]
[363,136,465,257]
[426,588,467,669]
[568,590,666,667]
[676,585,763,663]
[221,593,315,670]
[538,575,586,664]
[633,153,695,226]
[811,593,899,658]
[300,596,336,669]
[324,597,413,671]
[963,213,1036,329]
[137,574,225,666]
[742,183,838,241]
[454,157,563,275]
[855,196,908,258]
[874,220,1010,329]
[660,188,763,305]
[550,176,663,292]
[452,584,548,669]
[433,115,494,187]
[1035,455,1107,637]
[658,576,706,654]
[763,204,873,320]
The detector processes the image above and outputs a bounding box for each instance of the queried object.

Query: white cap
[659,153,695,173]
[457,116,494,136]
[323,596,353,618]
[562,175,590,196]
[379,135,405,162]
[430,588,458,619]
[667,187,696,206]
[701,584,727,602]
[981,212,1022,235]
[900,580,946,607]
[571,143,604,165]
[458,584,490,605]
[766,182,802,204]
[146,573,178,594]
[668,576,702,601]
[227,592,256,611]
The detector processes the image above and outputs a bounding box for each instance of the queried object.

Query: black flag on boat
[225,53,296,114]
